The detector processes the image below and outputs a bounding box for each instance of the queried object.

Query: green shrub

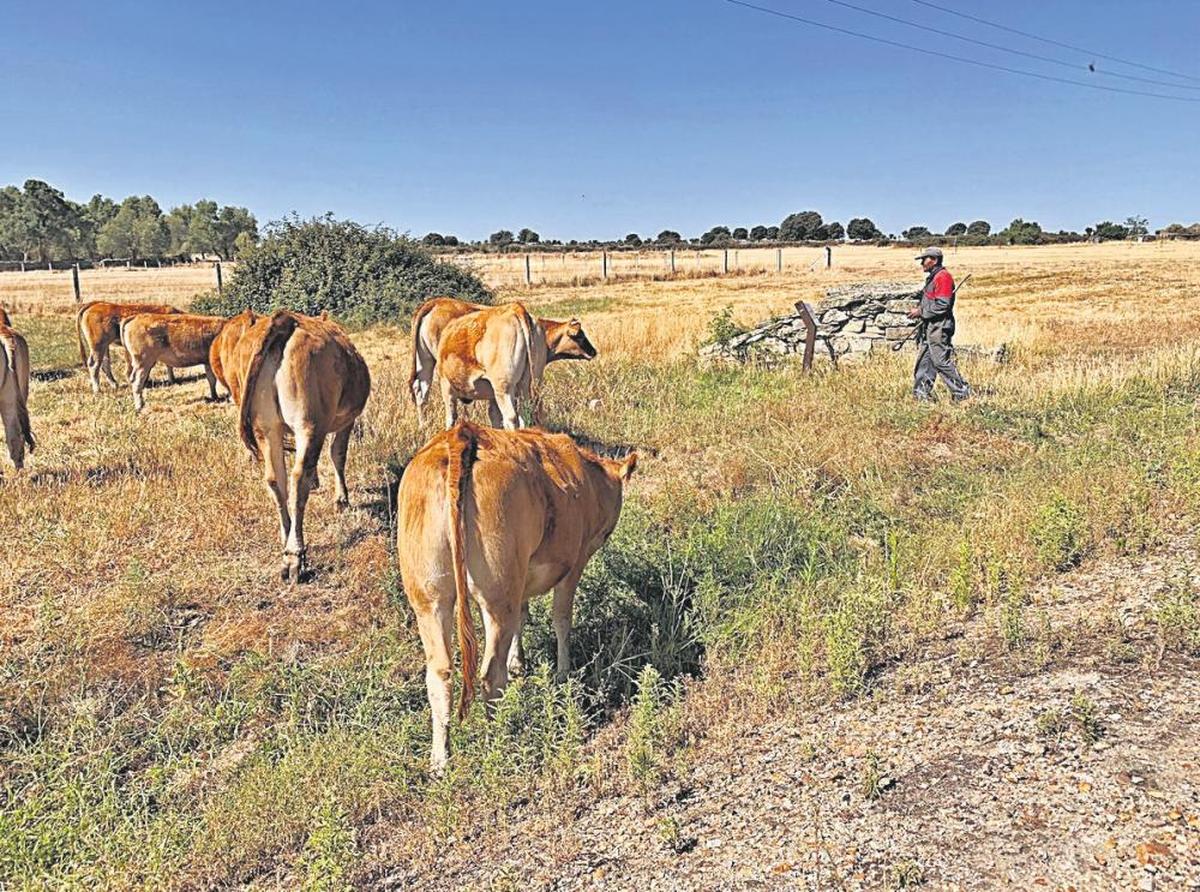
[1030,494,1087,570]
[703,305,746,346]
[625,665,670,788]
[1155,578,1200,655]
[300,790,358,892]
[192,214,491,325]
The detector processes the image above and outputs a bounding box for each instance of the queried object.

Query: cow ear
[619,452,637,481]
[568,319,582,335]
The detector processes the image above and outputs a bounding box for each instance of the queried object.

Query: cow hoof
[335,497,350,513]
[280,554,306,584]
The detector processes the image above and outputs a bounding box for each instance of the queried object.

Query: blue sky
[3,0,1198,240]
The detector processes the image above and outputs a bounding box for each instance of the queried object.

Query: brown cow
[436,303,597,430]
[216,310,371,582]
[397,420,636,769]
[408,297,485,421]
[76,300,182,392]
[409,298,597,426]
[0,309,35,470]
[120,312,227,411]
[208,308,259,400]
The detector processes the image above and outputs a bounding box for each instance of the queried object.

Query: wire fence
[449,246,836,289]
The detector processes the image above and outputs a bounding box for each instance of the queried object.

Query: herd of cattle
[0,296,632,768]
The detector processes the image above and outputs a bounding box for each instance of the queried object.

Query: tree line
[0,179,258,264]
[437,211,1199,251]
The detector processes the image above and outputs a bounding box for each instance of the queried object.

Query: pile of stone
[700,281,922,365]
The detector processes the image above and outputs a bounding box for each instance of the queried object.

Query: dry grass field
[1,243,1199,887]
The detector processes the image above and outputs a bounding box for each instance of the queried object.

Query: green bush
[1030,494,1087,570]
[192,214,491,325]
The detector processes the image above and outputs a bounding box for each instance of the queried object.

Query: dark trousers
[913,338,970,400]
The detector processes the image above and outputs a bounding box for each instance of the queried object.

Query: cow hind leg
[329,426,352,510]
[103,349,119,388]
[551,572,583,681]
[414,599,455,773]
[1,394,26,470]
[493,389,521,430]
[282,426,324,583]
[85,349,103,393]
[506,601,530,676]
[479,599,520,712]
[128,361,150,412]
[260,429,292,552]
[203,363,218,401]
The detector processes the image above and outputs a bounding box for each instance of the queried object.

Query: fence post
[722,249,728,274]
[524,253,531,286]
[126,259,131,270]
[794,301,817,373]
[670,249,675,273]
[602,250,608,279]
[826,246,832,269]
[776,248,782,273]
[72,263,81,303]
[215,261,223,296]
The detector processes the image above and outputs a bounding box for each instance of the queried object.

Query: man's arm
[920,269,954,320]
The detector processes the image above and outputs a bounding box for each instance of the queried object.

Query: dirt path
[378,535,1200,891]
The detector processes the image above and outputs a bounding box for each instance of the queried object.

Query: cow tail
[447,421,479,720]
[515,304,542,424]
[238,312,297,461]
[17,391,34,453]
[407,300,436,405]
[0,332,16,373]
[75,301,94,367]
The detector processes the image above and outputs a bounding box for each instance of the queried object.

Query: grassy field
[2,244,1199,887]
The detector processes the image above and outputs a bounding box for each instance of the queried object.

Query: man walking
[908,247,970,402]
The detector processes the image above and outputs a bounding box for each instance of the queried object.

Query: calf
[408,296,486,421]
[120,312,226,411]
[437,303,597,430]
[397,421,635,769]
[76,300,182,392]
[411,299,597,427]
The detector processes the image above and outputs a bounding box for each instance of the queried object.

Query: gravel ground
[375,535,1200,891]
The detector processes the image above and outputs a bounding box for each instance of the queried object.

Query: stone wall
[700,281,921,364]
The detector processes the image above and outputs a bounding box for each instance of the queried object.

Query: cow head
[544,318,598,361]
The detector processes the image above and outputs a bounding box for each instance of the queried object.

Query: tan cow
[408,296,485,420]
[409,298,598,426]
[76,300,182,392]
[217,310,371,582]
[436,303,597,430]
[0,309,35,471]
[397,420,636,769]
[208,308,259,400]
[120,312,227,411]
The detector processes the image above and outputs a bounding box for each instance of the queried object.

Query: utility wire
[822,0,1200,91]
[908,0,1200,85]
[722,0,1200,102]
